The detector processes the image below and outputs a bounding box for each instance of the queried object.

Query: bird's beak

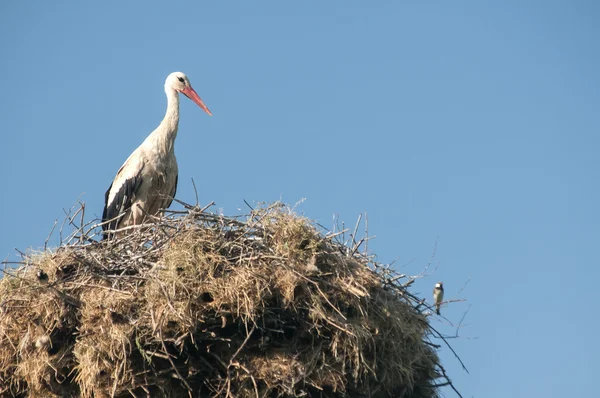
[181,87,212,116]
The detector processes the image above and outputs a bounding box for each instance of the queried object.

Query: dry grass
[0,202,457,397]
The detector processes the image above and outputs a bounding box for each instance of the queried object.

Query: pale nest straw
[0,200,462,397]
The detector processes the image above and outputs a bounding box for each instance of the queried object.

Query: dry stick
[199,201,215,213]
[448,305,472,340]
[59,204,78,244]
[0,260,24,267]
[1,256,9,272]
[96,211,126,230]
[351,237,365,255]
[0,268,35,282]
[291,269,348,322]
[428,323,469,374]
[103,222,169,237]
[331,213,337,236]
[63,205,85,244]
[435,362,464,398]
[58,206,71,245]
[364,213,369,256]
[315,221,330,232]
[225,376,232,398]
[225,208,273,247]
[191,177,199,206]
[228,324,256,367]
[82,219,105,240]
[424,341,442,349]
[449,277,471,302]
[79,201,86,244]
[65,282,133,296]
[170,197,195,210]
[237,363,260,398]
[110,371,119,398]
[44,220,58,252]
[14,248,27,260]
[70,217,101,243]
[389,273,408,283]
[63,203,83,229]
[158,322,193,397]
[351,213,362,248]
[242,199,254,211]
[323,229,348,241]
[185,201,215,214]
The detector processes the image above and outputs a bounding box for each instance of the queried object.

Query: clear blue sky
[1,1,599,396]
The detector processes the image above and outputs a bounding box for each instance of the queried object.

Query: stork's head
[165,72,212,116]
[435,282,443,289]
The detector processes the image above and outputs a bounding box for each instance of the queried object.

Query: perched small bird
[36,269,48,284]
[433,282,444,315]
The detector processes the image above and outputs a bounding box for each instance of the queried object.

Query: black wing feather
[102,174,143,239]
[164,174,178,209]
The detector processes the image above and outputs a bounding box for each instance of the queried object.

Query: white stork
[102,72,212,239]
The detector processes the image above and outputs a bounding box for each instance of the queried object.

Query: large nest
[0,202,455,397]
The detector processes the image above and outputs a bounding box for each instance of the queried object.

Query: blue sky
[1,1,599,396]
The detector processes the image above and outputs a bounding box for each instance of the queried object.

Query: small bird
[433,282,444,315]
[36,269,49,284]
[102,72,212,239]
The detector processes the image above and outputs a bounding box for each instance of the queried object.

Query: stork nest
[0,202,457,397]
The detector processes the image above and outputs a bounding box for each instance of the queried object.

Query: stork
[102,72,211,239]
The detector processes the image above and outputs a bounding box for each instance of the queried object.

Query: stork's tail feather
[436,306,441,316]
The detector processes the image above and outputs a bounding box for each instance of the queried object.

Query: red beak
[181,87,212,116]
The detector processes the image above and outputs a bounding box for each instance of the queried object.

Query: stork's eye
[177,77,185,83]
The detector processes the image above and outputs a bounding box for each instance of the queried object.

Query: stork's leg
[132,203,145,227]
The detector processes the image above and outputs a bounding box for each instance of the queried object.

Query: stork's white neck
[146,87,180,154]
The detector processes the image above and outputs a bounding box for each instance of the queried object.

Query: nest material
[0,203,444,397]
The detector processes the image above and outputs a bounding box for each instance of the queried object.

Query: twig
[364,213,369,256]
[351,213,362,248]
[243,199,254,211]
[79,201,86,244]
[291,269,347,322]
[449,277,471,302]
[428,323,469,374]
[436,362,463,398]
[451,305,472,339]
[200,201,215,213]
[158,323,193,397]
[44,220,58,252]
[228,325,256,367]
[323,229,348,241]
[191,177,199,206]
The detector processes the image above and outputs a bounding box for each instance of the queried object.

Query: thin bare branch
[44,219,58,252]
